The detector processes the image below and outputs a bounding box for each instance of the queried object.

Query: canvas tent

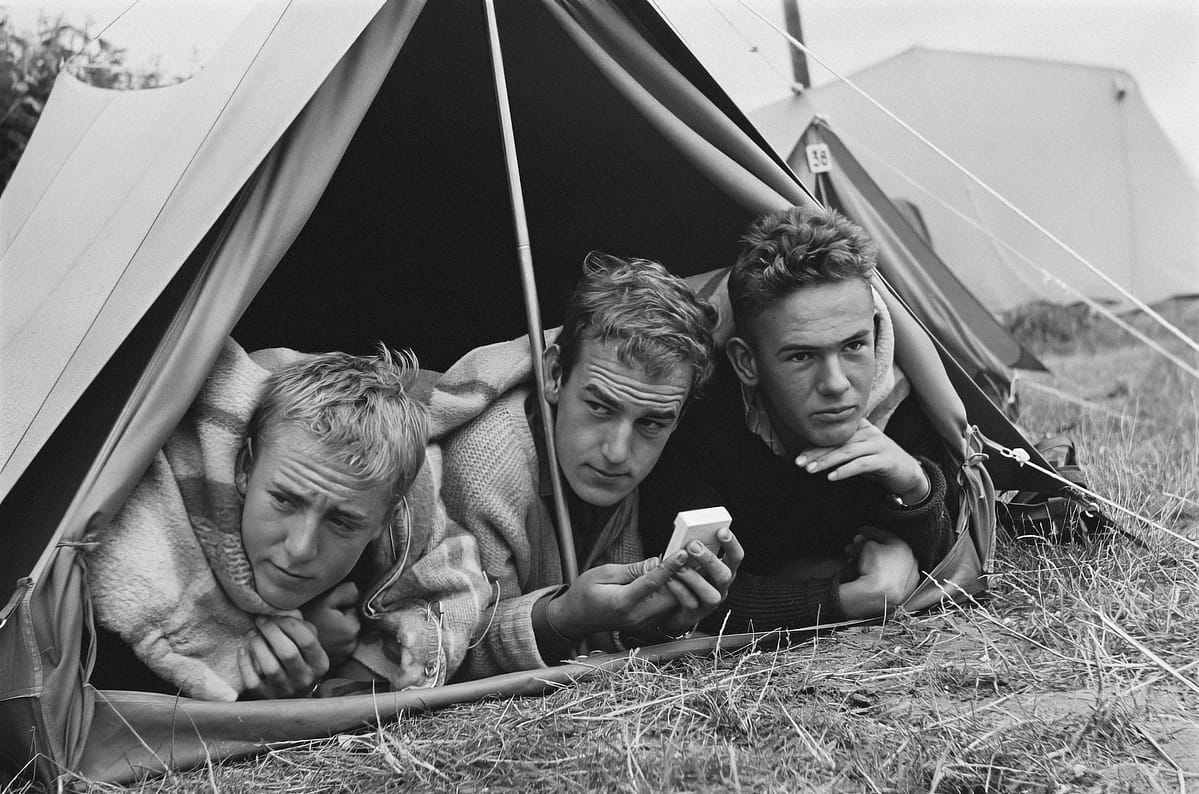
[1,0,1060,784]
[751,47,1199,314]
[788,117,1046,409]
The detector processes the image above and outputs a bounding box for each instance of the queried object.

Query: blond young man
[91,343,489,700]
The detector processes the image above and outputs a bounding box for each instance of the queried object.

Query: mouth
[586,464,629,482]
[812,406,857,421]
[810,407,858,426]
[267,561,312,582]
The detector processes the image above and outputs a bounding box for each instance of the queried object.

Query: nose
[282,511,321,563]
[817,356,851,396]
[601,420,633,466]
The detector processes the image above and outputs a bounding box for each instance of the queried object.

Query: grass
[9,300,1199,794]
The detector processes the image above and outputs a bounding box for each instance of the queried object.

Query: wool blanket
[89,339,490,702]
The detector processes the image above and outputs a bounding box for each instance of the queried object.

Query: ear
[726,336,759,388]
[542,344,563,406]
[235,438,252,497]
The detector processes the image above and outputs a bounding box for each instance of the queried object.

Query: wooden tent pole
[482,0,579,584]
[782,0,810,91]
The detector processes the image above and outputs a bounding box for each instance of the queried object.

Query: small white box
[664,506,732,558]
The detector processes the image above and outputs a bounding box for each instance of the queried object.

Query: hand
[238,615,330,699]
[795,419,929,504]
[300,581,361,668]
[655,527,744,636]
[837,527,920,619]
[546,557,687,638]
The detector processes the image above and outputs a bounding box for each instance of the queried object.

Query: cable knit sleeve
[441,391,557,678]
[870,455,954,573]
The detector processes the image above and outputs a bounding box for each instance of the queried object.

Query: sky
[3,0,1196,177]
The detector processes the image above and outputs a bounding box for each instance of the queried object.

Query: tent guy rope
[825,130,1199,383]
[977,430,1199,554]
[735,0,1199,364]
[1011,376,1148,424]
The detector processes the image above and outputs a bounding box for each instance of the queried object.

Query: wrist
[837,578,890,619]
[890,464,931,507]
[545,589,587,641]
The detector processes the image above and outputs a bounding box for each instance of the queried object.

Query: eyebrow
[328,506,371,525]
[778,327,874,355]
[269,480,372,524]
[581,383,681,422]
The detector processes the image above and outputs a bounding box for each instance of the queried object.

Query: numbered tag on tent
[805,144,832,174]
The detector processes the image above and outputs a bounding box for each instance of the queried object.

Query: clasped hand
[837,527,920,619]
[239,582,361,699]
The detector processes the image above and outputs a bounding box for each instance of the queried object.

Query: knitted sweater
[639,360,954,631]
[432,335,644,678]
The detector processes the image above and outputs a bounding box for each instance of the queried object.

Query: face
[237,424,394,609]
[728,279,877,451]
[544,337,691,508]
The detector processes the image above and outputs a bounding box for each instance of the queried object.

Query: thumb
[855,525,893,543]
[627,556,661,578]
[332,581,360,607]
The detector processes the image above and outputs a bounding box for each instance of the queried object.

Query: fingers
[794,419,874,466]
[237,644,265,696]
[622,553,687,602]
[327,581,360,611]
[679,539,735,595]
[795,421,890,477]
[855,526,898,543]
[663,575,701,613]
[715,528,744,577]
[241,616,329,699]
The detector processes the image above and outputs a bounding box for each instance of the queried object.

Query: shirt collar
[739,381,789,457]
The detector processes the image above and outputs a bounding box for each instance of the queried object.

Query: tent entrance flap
[0,0,1063,784]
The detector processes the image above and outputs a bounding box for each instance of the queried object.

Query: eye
[787,351,812,364]
[844,340,869,354]
[268,491,292,509]
[585,400,613,417]
[328,517,358,534]
[637,418,669,437]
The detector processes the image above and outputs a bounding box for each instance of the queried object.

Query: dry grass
[10,300,1199,794]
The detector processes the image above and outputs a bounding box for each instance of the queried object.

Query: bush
[0,13,168,190]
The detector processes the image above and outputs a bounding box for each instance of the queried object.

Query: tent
[787,117,1046,410]
[0,1,1059,784]
[751,47,1199,314]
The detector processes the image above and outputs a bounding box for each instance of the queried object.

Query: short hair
[729,205,876,335]
[246,345,429,507]
[555,252,718,397]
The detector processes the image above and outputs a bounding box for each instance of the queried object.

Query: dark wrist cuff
[531,587,577,664]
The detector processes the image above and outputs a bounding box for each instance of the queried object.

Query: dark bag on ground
[996,435,1116,542]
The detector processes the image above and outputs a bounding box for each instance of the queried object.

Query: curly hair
[729,205,876,335]
[555,252,718,398]
[247,345,429,505]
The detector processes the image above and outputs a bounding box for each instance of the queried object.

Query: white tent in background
[752,47,1199,314]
